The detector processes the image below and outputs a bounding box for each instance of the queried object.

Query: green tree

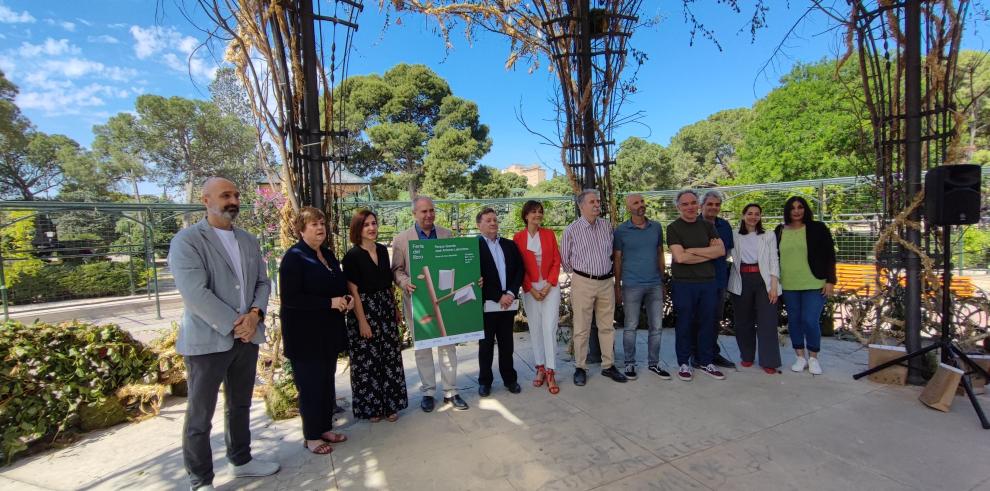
[332,64,491,197]
[62,113,149,200]
[734,59,871,183]
[526,174,572,196]
[465,165,527,198]
[612,137,684,193]
[957,50,990,159]
[0,71,80,200]
[421,96,493,197]
[135,95,258,203]
[668,107,752,185]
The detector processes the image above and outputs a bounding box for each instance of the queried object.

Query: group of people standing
[168,176,837,490]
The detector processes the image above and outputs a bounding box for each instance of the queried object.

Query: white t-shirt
[738,232,761,265]
[213,227,246,313]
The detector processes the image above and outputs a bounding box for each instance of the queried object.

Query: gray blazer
[168,218,271,356]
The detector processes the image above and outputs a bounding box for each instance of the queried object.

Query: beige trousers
[570,274,616,369]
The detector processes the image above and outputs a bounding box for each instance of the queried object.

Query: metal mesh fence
[0,202,277,320]
[341,171,989,274]
[2,170,987,320]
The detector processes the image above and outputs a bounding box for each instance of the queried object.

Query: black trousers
[183,341,259,489]
[692,287,726,360]
[290,356,336,440]
[479,310,518,386]
[732,272,782,368]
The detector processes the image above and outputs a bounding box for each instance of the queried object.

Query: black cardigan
[278,240,348,360]
[774,221,838,284]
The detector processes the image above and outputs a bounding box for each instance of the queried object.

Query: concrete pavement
[2,329,990,491]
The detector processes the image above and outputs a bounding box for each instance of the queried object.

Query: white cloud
[3,35,137,116]
[18,38,79,57]
[87,34,119,44]
[163,52,217,81]
[37,58,137,81]
[17,83,121,113]
[131,24,216,81]
[0,3,34,23]
[44,18,76,31]
[75,18,92,27]
[130,25,169,59]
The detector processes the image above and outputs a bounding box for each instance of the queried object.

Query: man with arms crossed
[169,177,279,491]
[614,193,670,380]
[666,190,727,382]
[561,189,628,386]
[392,196,470,412]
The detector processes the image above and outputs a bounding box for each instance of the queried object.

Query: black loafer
[506,382,522,394]
[573,368,587,386]
[443,394,469,410]
[420,397,435,413]
[713,353,737,369]
[601,366,628,383]
[478,385,492,397]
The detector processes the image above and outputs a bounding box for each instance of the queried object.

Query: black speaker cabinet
[924,164,982,225]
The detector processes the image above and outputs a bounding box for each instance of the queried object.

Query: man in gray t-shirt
[613,194,669,380]
[666,190,726,382]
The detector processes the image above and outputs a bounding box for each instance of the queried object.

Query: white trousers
[523,286,561,370]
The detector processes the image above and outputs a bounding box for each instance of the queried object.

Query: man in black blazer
[476,207,525,396]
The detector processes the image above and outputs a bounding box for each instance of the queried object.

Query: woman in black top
[279,206,353,455]
[342,209,408,422]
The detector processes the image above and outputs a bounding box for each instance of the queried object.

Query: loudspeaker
[924,164,982,225]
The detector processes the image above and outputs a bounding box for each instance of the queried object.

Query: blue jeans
[622,284,663,367]
[782,289,826,353]
[672,281,718,366]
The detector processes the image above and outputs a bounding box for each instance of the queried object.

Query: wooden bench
[834,262,977,298]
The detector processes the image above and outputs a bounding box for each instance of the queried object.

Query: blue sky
[2,1,987,195]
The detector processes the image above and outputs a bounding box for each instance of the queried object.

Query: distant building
[503,164,546,187]
[257,167,373,201]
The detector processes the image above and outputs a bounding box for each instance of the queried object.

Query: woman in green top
[774,196,837,375]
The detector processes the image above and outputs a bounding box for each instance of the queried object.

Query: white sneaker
[230,459,280,478]
[791,356,807,372]
[808,357,823,375]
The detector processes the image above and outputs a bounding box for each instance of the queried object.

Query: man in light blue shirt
[613,194,669,380]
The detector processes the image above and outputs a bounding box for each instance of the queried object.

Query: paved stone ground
[3,328,990,491]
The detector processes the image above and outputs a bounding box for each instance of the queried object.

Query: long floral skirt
[346,289,408,419]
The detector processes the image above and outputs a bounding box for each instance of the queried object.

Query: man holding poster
[475,208,524,397]
[392,196,471,412]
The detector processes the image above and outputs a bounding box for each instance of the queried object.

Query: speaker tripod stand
[853,225,990,429]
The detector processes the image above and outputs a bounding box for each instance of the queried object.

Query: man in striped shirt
[561,189,628,386]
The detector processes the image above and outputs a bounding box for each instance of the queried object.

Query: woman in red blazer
[513,200,562,394]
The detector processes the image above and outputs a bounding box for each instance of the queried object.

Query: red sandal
[546,368,560,395]
[533,365,546,387]
[320,431,347,443]
[303,440,334,454]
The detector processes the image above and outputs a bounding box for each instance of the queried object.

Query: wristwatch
[249,307,265,321]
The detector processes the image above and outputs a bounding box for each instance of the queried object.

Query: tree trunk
[182,178,195,228]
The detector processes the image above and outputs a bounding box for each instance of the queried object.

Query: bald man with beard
[168,177,279,490]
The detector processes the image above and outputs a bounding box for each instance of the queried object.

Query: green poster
[408,237,484,349]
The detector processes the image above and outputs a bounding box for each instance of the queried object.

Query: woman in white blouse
[726,203,783,374]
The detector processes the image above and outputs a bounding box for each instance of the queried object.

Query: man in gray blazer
[169,177,278,491]
[392,196,469,412]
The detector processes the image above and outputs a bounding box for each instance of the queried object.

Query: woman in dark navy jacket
[279,206,353,455]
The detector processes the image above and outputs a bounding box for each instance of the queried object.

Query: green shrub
[5,259,148,305]
[0,320,157,463]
